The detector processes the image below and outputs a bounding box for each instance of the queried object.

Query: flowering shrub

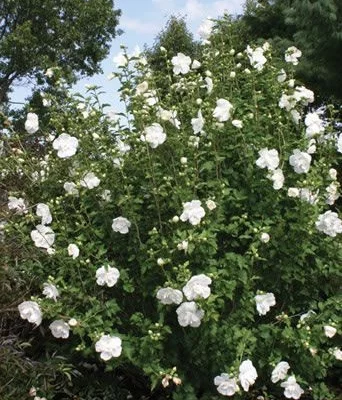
[1,17,341,399]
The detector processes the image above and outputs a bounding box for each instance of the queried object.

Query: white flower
[329,168,337,180]
[52,133,79,158]
[288,187,300,198]
[64,182,78,196]
[281,376,304,399]
[214,373,239,396]
[80,172,100,189]
[68,318,78,327]
[36,203,52,225]
[232,119,243,129]
[191,59,201,69]
[144,90,159,106]
[246,45,267,71]
[260,232,270,243]
[43,283,59,301]
[31,225,55,249]
[300,310,316,322]
[268,168,285,190]
[95,334,122,360]
[18,301,42,326]
[324,325,337,338]
[289,150,311,174]
[277,69,287,83]
[156,287,183,305]
[183,274,212,301]
[176,301,204,327]
[25,113,39,134]
[8,196,27,214]
[101,189,112,202]
[315,211,342,237]
[136,81,149,95]
[171,52,191,75]
[304,112,324,138]
[255,292,276,315]
[143,123,166,148]
[291,109,301,124]
[326,182,339,205]
[213,99,233,122]
[113,51,128,67]
[271,361,290,383]
[299,188,318,205]
[49,320,70,339]
[238,360,258,392]
[278,93,296,111]
[337,133,342,153]
[117,139,130,154]
[177,240,189,252]
[180,200,205,225]
[68,243,79,259]
[293,86,314,105]
[307,138,316,154]
[191,110,205,134]
[112,216,131,234]
[285,46,302,65]
[206,199,216,210]
[96,265,120,287]
[204,77,213,93]
[332,348,342,360]
[256,148,279,171]
[198,18,214,41]
[44,67,54,78]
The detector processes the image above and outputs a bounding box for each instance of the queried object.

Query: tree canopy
[0,0,121,103]
[242,0,342,102]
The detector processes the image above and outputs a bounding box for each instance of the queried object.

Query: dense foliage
[1,16,341,400]
[0,0,121,103]
[242,0,342,102]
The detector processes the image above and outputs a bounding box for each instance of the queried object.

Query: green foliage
[1,16,342,399]
[242,0,342,102]
[0,0,121,102]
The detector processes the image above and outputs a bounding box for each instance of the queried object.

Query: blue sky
[10,0,245,109]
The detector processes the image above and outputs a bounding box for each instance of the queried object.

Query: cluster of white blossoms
[214,359,258,396]
[36,203,52,225]
[25,112,39,134]
[52,133,79,158]
[96,265,120,287]
[180,200,206,225]
[30,201,55,253]
[256,148,284,190]
[255,292,276,315]
[95,334,122,360]
[191,109,205,134]
[157,274,211,328]
[324,325,337,338]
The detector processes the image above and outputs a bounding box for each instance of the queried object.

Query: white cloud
[120,16,162,35]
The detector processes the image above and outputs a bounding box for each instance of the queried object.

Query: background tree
[145,16,200,97]
[0,0,121,104]
[242,0,342,102]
